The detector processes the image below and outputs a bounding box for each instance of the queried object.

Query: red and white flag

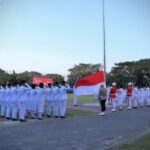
[73,71,105,105]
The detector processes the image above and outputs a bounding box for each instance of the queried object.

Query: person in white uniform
[19,81,29,122]
[29,84,37,119]
[59,81,69,118]
[138,86,144,108]
[0,85,2,113]
[132,84,138,109]
[5,83,12,119]
[117,85,124,110]
[36,83,45,120]
[45,83,53,117]
[11,82,19,121]
[146,86,150,106]
[0,84,6,118]
[53,82,60,118]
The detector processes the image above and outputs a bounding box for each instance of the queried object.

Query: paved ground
[0,107,150,150]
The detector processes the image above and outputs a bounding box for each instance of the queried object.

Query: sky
[0,0,150,75]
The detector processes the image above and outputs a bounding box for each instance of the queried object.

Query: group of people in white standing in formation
[98,82,150,116]
[0,81,69,122]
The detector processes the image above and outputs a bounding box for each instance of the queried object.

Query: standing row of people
[0,81,69,122]
[98,82,150,115]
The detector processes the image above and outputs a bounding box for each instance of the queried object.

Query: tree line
[0,58,150,87]
[0,70,64,85]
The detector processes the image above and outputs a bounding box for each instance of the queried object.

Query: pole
[102,0,106,84]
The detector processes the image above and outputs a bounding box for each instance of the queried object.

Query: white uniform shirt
[6,87,12,102]
[53,86,60,101]
[11,87,19,102]
[36,87,45,101]
[133,87,138,99]
[59,86,68,101]
[0,88,2,104]
[1,88,6,102]
[29,88,37,100]
[117,88,124,98]
[45,87,53,101]
[19,85,29,102]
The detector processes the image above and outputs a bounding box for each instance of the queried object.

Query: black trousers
[100,100,106,112]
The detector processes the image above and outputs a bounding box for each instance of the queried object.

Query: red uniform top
[127,86,132,96]
[110,87,117,99]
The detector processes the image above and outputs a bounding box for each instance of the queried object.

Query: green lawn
[66,109,95,117]
[67,94,97,104]
[110,133,150,150]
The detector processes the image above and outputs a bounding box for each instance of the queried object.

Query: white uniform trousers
[59,100,67,117]
[127,96,132,109]
[133,96,138,108]
[30,99,37,118]
[117,96,124,109]
[19,101,27,120]
[138,97,144,107]
[6,101,11,118]
[147,97,150,106]
[46,101,53,116]
[37,99,44,119]
[53,100,59,116]
[1,101,6,117]
[111,98,117,111]
[11,101,18,119]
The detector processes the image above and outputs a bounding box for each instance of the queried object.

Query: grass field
[66,109,94,117]
[0,109,94,121]
[67,94,97,104]
[110,133,150,150]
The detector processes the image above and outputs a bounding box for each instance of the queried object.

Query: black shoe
[6,117,10,120]
[31,117,35,119]
[1,116,5,118]
[20,119,27,122]
[118,109,123,111]
[38,118,43,120]
[54,116,59,118]
[47,115,51,118]
[133,107,137,109]
[61,116,66,119]
[12,118,17,121]
[74,104,78,106]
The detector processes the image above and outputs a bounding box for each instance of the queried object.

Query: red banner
[32,77,53,85]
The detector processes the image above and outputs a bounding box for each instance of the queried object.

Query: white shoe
[112,109,116,112]
[98,112,105,116]
[127,107,131,110]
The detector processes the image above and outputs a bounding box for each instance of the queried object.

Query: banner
[32,77,53,85]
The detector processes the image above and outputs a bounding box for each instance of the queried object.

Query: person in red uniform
[109,82,117,112]
[127,82,133,109]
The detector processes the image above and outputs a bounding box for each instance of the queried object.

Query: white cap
[128,82,132,86]
[112,82,116,86]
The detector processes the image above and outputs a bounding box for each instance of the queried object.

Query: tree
[0,69,9,84]
[45,74,64,83]
[107,59,150,87]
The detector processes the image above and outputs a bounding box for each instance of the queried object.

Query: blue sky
[0,0,150,75]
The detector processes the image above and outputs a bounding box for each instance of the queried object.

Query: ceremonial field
[0,94,150,150]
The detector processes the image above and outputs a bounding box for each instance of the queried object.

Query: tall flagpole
[102,0,106,84]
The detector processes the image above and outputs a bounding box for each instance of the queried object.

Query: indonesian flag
[73,71,105,105]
